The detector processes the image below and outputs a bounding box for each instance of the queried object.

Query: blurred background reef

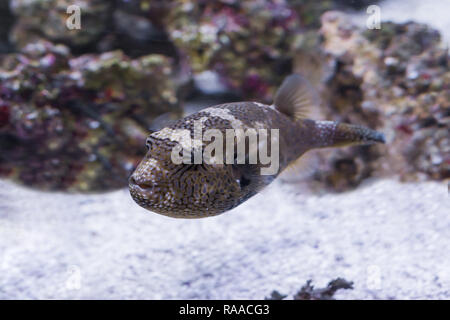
[0,0,448,192]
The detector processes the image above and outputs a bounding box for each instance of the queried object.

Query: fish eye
[232,164,251,189]
[146,138,153,150]
[238,174,251,188]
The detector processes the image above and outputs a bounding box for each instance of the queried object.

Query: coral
[0,40,180,192]
[165,0,301,102]
[299,11,449,191]
[10,0,112,49]
[2,3,447,192]
[293,278,353,300]
[265,290,287,300]
[266,278,354,300]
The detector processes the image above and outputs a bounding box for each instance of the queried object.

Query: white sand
[0,178,448,299]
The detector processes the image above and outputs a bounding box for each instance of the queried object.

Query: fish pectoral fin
[274,74,319,121]
[282,151,316,179]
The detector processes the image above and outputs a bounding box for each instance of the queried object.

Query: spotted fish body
[129,75,385,218]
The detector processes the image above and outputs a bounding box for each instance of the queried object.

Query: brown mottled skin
[129,75,385,218]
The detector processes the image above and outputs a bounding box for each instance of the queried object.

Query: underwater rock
[6,0,379,102]
[300,11,449,190]
[0,1,15,54]
[288,0,335,29]
[165,0,379,101]
[114,0,171,28]
[293,278,353,300]
[96,4,177,58]
[266,278,353,300]
[0,40,180,192]
[9,0,112,49]
[165,0,301,103]
[289,0,380,29]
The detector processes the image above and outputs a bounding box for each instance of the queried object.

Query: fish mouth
[129,176,154,191]
[128,175,160,206]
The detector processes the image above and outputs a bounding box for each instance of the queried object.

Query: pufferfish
[129,74,385,218]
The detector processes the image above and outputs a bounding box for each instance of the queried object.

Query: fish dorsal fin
[274,74,319,121]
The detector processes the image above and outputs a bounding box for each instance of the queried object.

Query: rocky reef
[0,1,447,192]
[302,12,449,191]
[10,0,112,49]
[165,0,301,103]
[0,40,179,191]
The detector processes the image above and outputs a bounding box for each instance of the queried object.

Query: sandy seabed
[0,178,448,299]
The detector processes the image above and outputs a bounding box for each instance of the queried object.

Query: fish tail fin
[274,74,319,121]
[311,120,386,149]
